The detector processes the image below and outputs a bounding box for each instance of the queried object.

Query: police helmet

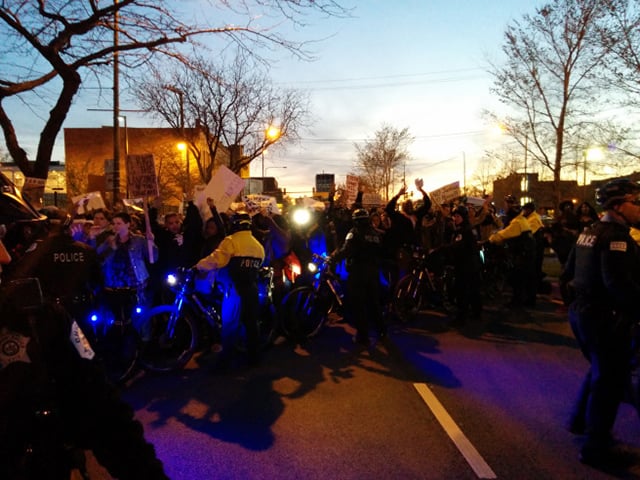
[0,172,46,226]
[352,208,369,223]
[523,201,536,211]
[230,212,252,232]
[504,194,518,204]
[595,178,640,209]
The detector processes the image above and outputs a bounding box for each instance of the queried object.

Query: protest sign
[429,181,461,205]
[203,165,246,213]
[126,154,158,198]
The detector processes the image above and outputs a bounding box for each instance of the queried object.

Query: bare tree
[487,0,614,206]
[0,1,349,202]
[354,125,412,202]
[133,51,310,181]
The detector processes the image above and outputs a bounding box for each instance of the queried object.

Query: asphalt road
[84,275,640,480]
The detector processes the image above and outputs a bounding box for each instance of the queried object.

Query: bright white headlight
[292,208,311,226]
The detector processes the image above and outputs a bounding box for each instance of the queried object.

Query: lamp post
[177,142,190,198]
[262,125,282,178]
[265,166,287,176]
[118,115,128,197]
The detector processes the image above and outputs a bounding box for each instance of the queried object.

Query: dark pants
[234,279,260,363]
[568,303,632,448]
[347,265,384,341]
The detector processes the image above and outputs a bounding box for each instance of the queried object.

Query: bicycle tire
[392,274,422,322]
[99,322,140,385]
[138,305,198,372]
[280,286,326,339]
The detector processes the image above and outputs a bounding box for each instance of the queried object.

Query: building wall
[492,171,640,215]
[64,126,226,208]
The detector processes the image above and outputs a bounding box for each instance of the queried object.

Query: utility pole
[112,0,121,204]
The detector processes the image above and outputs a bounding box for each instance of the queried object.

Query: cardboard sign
[345,174,359,207]
[203,165,246,213]
[126,154,158,198]
[429,181,461,206]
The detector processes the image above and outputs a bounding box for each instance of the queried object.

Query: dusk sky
[6,0,544,198]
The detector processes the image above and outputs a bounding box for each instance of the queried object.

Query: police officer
[4,207,101,321]
[0,269,169,479]
[522,201,546,298]
[330,209,384,347]
[561,179,640,468]
[489,195,536,307]
[196,212,265,366]
[444,206,483,325]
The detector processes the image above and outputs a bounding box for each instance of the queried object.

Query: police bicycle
[392,246,453,323]
[280,253,346,340]
[82,287,144,385]
[138,266,277,372]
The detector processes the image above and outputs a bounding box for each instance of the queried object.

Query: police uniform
[562,213,640,452]
[0,293,168,480]
[332,212,383,345]
[489,210,536,307]
[197,220,265,364]
[5,227,101,321]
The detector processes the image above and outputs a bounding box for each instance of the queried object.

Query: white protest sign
[203,165,246,214]
[243,194,281,216]
[71,191,106,214]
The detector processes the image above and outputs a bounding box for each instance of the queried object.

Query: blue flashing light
[90,313,99,323]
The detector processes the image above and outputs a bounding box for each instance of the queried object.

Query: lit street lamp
[262,125,282,178]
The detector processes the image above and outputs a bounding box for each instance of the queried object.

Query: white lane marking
[413,383,497,479]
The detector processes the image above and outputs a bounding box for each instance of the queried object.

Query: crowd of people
[2,173,640,475]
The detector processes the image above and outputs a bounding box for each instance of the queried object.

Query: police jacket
[5,229,101,302]
[561,213,640,315]
[332,223,382,272]
[0,300,168,480]
[489,213,535,256]
[196,230,265,284]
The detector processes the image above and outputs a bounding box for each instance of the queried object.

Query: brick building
[492,171,640,215]
[64,126,230,208]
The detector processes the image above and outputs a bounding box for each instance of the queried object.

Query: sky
[6,0,544,198]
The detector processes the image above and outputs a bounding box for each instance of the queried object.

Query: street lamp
[262,125,282,178]
[265,166,287,176]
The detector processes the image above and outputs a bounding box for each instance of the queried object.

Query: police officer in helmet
[330,208,384,347]
[561,178,640,468]
[197,212,265,365]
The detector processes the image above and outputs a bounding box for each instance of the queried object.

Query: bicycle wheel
[392,274,422,322]
[138,305,198,372]
[280,286,326,339]
[99,322,140,385]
